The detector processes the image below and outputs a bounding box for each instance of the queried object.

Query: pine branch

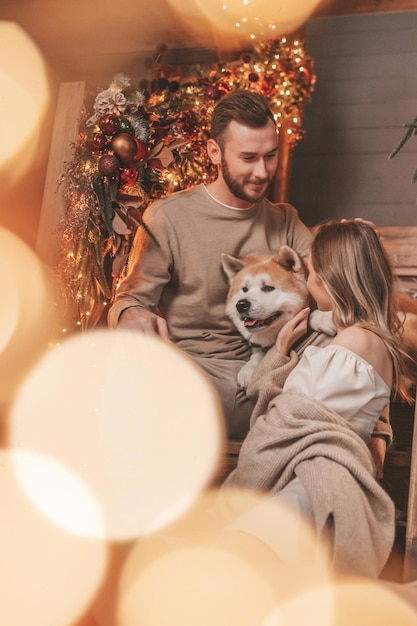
[388,115,417,160]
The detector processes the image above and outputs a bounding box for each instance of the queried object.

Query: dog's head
[221,246,309,347]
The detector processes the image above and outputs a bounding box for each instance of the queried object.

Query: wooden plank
[292,127,417,155]
[295,201,417,229]
[404,400,417,581]
[312,51,417,81]
[313,0,417,18]
[309,26,417,60]
[385,450,412,468]
[378,227,417,272]
[300,101,417,131]
[307,75,417,106]
[35,81,85,268]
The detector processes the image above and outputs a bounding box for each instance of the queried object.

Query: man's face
[220,119,279,204]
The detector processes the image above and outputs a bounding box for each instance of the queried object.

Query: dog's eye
[242,286,248,293]
[262,285,275,292]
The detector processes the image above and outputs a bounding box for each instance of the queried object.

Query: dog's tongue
[244,319,258,327]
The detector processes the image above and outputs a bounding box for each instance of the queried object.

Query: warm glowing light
[0,450,106,626]
[12,451,105,536]
[165,0,323,41]
[0,22,49,184]
[116,489,331,626]
[10,330,224,541]
[118,545,277,626]
[266,579,417,625]
[0,228,57,404]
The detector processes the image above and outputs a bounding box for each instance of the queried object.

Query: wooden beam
[36,81,85,268]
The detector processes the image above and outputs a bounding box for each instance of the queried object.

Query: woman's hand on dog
[275,307,310,356]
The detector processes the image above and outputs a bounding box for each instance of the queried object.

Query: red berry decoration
[111,133,138,164]
[133,137,147,162]
[98,154,121,178]
[98,114,120,136]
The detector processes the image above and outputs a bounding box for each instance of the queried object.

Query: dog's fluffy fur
[222,246,417,391]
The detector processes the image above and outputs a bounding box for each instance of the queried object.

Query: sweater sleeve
[282,203,312,262]
[247,347,299,427]
[107,201,173,326]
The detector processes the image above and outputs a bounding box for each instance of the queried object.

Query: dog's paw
[237,361,256,390]
[237,349,264,389]
[309,309,336,336]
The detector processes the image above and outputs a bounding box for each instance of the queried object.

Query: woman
[222,220,415,578]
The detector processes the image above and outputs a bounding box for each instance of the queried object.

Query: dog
[221,245,333,389]
[222,246,417,391]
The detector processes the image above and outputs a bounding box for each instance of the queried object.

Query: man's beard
[221,155,270,203]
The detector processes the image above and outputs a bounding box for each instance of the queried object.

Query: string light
[57,37,316,332]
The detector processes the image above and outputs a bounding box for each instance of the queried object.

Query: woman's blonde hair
[311,219,415,402]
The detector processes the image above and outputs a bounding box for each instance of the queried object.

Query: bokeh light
[12,450,106,537]
[118,544,278,626]
[165,0,322,43]
[116,489,331,625]
[0,22,50,185]
[0,227,57,407]
[10,329,224,540]
[0,449,107,626]
[265,578,417,625]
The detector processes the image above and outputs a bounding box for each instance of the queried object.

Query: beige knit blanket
[222,390,395,578]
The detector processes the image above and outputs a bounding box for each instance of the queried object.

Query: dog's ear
[221,253,245,281]
[276,245,304,273]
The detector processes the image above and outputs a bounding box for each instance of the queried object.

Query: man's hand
[342,217,377,230]
[117,307,169,340]
[275,307,310,356]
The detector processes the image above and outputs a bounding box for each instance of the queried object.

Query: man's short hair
[210,89,276,150]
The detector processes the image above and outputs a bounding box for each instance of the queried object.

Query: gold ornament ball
[111,133,138,164]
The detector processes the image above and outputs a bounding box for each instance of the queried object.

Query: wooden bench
[378,227,417,581]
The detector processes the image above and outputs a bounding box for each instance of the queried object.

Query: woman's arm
[246,308,310,426]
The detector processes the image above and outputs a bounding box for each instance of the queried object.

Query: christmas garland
[58,37,316,331]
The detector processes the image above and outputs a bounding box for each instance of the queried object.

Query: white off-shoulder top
[282,344,391,443]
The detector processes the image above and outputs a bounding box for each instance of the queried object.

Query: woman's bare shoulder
[331,326,392,386]
[332,325,375,351]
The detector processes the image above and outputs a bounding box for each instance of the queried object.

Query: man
[108,90,390,465]
[108,90,310,436]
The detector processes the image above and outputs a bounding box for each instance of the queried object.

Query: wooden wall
[290,11,417,227]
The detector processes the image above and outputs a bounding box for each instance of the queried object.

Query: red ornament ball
[205,85,221,100]
[98,114,120,136]
[88,132,108,154]
[111,133,138,164]
[98,154,120,178]
[119,164,139,190]
[133,137,147,162]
